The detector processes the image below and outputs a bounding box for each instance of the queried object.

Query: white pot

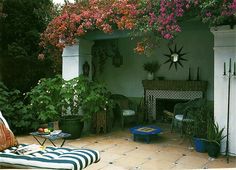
[147,72,154,80]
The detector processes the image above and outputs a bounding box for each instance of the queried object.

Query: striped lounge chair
[0,111,100,170]
[0,144,100,170]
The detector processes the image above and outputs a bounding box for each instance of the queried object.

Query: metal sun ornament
[163,45,187,70]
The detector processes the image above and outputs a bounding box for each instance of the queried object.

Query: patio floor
[16,123,236,170]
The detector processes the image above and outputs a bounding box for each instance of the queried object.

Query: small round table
[130,125,162,143]
[30,132,71,147]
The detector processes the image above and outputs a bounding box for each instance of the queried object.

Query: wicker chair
[111,94,137,128]
[171,98,206,136]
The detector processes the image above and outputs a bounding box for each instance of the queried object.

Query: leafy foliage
[26,75,112,122]
[82,81,114,120]
[60,76,91,120]
[26,75,63,123]
[0,0,60,92]
[0,82,38,134]
[207,119,226,145]
[143,61,160,73]
[200,0,236,27]
[189,105,213,139]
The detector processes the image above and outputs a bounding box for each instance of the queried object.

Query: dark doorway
[156,99,188,122]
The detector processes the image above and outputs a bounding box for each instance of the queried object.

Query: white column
[211,25,236,155]
[62,39,94,80]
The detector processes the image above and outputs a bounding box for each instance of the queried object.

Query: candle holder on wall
[223,58,236,163]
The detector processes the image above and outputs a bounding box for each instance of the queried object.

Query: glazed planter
[207,141,220,158]
[59,116,84,139]
[193,137,208,153]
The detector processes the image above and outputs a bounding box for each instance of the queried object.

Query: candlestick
[224,62,226,75]
[197,67,200,81]
[229,58,231,73]
[188,67,191,81]
[234,62,236,76]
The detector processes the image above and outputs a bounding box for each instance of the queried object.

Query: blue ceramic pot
[193,137,208,153]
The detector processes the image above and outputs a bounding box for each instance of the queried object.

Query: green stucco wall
[96,20,214,101]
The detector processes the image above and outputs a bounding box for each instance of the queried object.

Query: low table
[130,125,162,143]
[30,132,71,147]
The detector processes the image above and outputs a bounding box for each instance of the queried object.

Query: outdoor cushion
[0,111,100,170]
[0,122,18,151]
[122,109,135,116]
[0,144,100,170]
[175,114,193,122]
[0,111,10,130]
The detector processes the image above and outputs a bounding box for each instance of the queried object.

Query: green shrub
[26,75,63,123]
[82,81,114,120]
[0,82,38,134]
[26,75,112,123]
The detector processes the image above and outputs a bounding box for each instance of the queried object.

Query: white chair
[171,98,206,136]
[111,94,137,128]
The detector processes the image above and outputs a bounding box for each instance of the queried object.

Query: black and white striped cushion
[0,144,100,170]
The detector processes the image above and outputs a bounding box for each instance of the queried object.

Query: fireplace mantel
[142,80,208,92]
[142,80,208,120]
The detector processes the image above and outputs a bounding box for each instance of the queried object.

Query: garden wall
[97,20,214,101]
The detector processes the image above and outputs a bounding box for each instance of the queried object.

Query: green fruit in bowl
[48,127,54,132]
[44,128,50,133]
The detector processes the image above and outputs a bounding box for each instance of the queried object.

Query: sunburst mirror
[163,45,187,70]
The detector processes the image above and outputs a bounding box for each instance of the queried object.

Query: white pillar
[211,25,236,155]
[62,39,94,80]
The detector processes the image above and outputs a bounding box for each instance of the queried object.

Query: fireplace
[156,98,188,121]
[142,80,208,121]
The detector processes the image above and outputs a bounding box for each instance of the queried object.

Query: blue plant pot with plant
[193,137,208,153]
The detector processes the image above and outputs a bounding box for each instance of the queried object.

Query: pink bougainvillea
[40,0,139,50]
[40,0,236,56]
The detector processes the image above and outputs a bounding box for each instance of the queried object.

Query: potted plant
[82,81,113,133]
[59,76,91,139]
[143,61,160,80]
[207,119,226,158]
[189,105,211,153]
[27,75,93,139]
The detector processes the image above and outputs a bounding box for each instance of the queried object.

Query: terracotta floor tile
[67,140,93,148]
[126,148,157,159]
[16,124,236,170]
[17,135,35,144]
[150,151,183,162]
[175,155,208,168]
[113,155,147,169]
[100,151,124,163]
[99,164,127,170]
[83,142,116,151]
[140,159,175,170]
[205,157,236,169]
[107,145,137,154]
